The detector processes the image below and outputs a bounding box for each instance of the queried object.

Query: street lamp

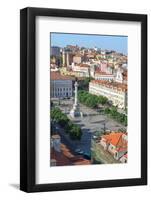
[103,122,106,133]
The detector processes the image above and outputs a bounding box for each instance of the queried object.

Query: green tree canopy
[51,108,83,140]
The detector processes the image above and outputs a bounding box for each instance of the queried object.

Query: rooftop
[51,71,75,81]
[101,132,127,150]
[51,143,91,166]
[90,80,127,92]
[95,70,113,76]
[79,63,90,68]
[52,134,60,139]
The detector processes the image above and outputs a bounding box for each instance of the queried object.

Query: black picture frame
[20,7,147,192]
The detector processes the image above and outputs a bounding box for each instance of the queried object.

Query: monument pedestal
[70,103,81,118]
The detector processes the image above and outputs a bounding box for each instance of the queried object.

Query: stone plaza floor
[52,98,126,157]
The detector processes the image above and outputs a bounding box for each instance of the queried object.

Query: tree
[51,108,83,140]
[59,115,69,127]
[78,77,94,91]
[65,121,72,134]
[78,90,108,108]
[110,106,118,117]
[104,107,110,114]
[123,116,127,126]
[77,90,127,126]
[69,125,82,140]
[85,96,97,108]
[98,96,108,105]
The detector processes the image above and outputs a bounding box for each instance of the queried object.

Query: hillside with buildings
[50,42,128,166]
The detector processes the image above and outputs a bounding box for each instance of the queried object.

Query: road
[91,140,120,164]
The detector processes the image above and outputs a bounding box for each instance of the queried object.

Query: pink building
[100,61,108,73]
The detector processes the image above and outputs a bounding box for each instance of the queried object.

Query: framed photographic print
[20,7,147,192]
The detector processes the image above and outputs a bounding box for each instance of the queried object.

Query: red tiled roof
[79,63,90,68]
[51,143,91,166]
[102,132,127,150]
[90,80,127,92]
[51,148,72,166]
[51,72,74,80]
[95,70,113,76]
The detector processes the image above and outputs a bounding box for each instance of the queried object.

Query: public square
[51,98,126,157]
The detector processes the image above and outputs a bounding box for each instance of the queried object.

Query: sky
[50,33,128,55]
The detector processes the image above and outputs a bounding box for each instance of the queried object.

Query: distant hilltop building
[100,60,108,72]
[94,47,98,51]
[62,50,74,67]
[73,54,84,64]
[71,63,90,77]
[51,46,61,57]
[66,45,79,51]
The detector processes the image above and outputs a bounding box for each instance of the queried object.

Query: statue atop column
[70,78,82,118]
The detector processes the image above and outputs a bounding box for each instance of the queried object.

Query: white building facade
[71,63,90,77]
[51,72,73,98]
[89,80,127,109]
[94,72,115,81]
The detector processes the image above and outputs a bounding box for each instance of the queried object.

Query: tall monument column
[62,50,66,66]
[70,79,81,118]
[74,81,78,105]
[66,52,69,67]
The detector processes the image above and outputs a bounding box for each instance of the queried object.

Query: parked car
[75,148,84,155]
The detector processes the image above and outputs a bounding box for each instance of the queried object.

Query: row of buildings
[50,45,128,109]
[50,131,128,166]
[51,45,127,76]
[50,70,127,109]
[89,80,127,109]
[50,45,128,165]
[51,46,127,67]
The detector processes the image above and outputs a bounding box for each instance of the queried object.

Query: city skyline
[50,33,128,55]
[50,32,128,166]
